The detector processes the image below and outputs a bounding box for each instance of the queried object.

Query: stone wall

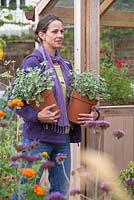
[0,40,34,89]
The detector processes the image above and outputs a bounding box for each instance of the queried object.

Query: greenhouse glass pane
[110,0,134,11]
[55,0,74,8]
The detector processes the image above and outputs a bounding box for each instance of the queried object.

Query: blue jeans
[11,134,71,199]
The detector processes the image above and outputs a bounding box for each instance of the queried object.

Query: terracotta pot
[25,11,35,21]
[67,91,98,124]
[29,89,59,112]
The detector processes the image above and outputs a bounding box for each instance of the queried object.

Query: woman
[11,13,100,199]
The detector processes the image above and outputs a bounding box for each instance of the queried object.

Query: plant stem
[8,107,16,125]
[98,193,105,200]
[16,115,21,142]
[94,133,102,200]
[61,162,70,185]
[80,193,93,200]
[18,176,22,200]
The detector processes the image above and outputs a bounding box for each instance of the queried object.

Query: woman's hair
[34,13,63,43]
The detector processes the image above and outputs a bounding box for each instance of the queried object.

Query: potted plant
[8,62,58,112]
[67,70,108,123]
[22,5,35,21]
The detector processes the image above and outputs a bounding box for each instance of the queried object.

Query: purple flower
[0,122,7,127]
[11,152,23,161]
[14,141,40,152]
[125,178,134,185]
[41,160,55,169]
[55,153,67,164]
[44,192,66,200]
[113,129,126,139]
[84,120,111,132]
[70,189,81,196]
[100,181,111,193]
[21,153,42,162]
[84,120,97,128]
[76,165,91,177]
[96,120,111,129]
[28,140,40,150]
[9,161,19,167]
[14,144,27,152]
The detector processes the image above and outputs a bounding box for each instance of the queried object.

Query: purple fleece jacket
[15,49,81,144]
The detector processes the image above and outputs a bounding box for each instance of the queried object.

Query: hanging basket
[29,89,59,112]
[67,91,98,124]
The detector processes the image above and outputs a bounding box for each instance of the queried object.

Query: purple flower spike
[84,120,111,130]
[0,122,7,127]
[14,144,27,152]
[9,161,19,167]
[41,160,55,169]
[100,181,111,193]
[55,153,67,164]
[21,153,42,162]
[84,121,97,128]
[113,129,126,139]
[96,120,111,130]
[11,152,23,161]
[70,189,81,196]
[44,192,66,200]
[125,177,134,185]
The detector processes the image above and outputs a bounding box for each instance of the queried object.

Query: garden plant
[0,96,132,199]
[0,59,133,200]
[100,50,134,105]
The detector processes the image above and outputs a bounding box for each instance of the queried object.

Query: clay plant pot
[25,11,35,21]
[67,91,98,124]
[29,89,59,112]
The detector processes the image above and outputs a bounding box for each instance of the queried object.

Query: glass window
[1,0,6,6]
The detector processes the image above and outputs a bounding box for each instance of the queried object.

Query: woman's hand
[77,106,100,125]
[37,104,60,124]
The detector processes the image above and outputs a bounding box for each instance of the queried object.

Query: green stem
[94,134,102,200]
[18,175,22,200]
[80,193,93,200]
[8,107,16,125]
[16,115,21,142]
[98,193,105,200]
[61,162,70,185]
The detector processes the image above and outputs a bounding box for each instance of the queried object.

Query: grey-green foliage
[69,70,108,100]
[9,62,55,103]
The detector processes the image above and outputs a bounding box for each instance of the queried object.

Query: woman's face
[41,20,64,53]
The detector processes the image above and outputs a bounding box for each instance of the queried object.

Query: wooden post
[70,1,82,200]
[100,0,116,16]
[74,0,82,73]
[85,0,100,73]
[84,0,100,198]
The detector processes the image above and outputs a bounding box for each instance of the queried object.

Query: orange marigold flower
[8,99,24,108]
[33,184,45,196]
[20,168,37,177]
[0,110,6,117]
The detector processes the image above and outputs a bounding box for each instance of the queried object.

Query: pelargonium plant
[100,49,134,105]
